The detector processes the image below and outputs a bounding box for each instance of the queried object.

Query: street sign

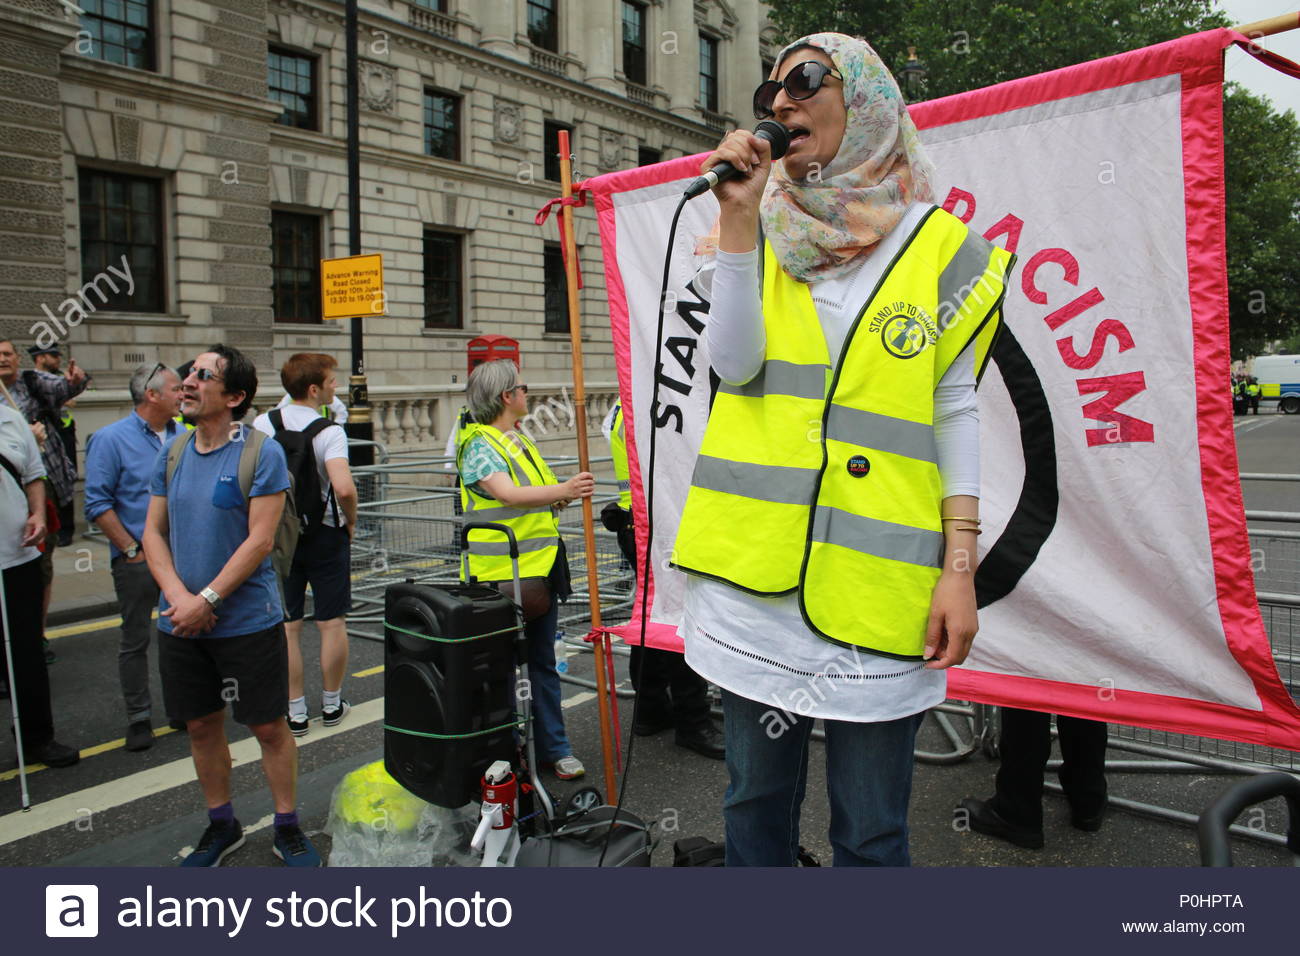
[321,253,385,319]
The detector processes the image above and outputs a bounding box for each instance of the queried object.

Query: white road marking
[563,691,598,708]
[1234,416,1278,436]
[2,687,601,849]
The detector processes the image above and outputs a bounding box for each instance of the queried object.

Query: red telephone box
[467,335,519,378]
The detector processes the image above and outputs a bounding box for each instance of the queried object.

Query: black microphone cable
[597,191,691,866]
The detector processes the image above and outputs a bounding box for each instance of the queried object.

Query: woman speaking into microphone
[671,32,1014,866]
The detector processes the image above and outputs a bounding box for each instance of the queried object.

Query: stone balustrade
[408,6,458,40]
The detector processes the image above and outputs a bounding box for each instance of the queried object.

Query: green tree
[1223,84,1300,358]
[765,0,1300,356]
[766,0,1227,98]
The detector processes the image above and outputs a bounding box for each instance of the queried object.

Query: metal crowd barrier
[338,449,629,645]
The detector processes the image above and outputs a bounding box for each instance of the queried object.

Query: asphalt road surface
[2,410,1296,868]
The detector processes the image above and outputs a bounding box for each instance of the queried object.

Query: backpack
[165,426,299,581]
[267,408,340,534]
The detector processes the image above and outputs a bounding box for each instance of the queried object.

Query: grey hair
[465,358,519,424]
[128,363,176,404]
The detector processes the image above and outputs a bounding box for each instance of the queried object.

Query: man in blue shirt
[142,345,320,867]
[84,363,182,752]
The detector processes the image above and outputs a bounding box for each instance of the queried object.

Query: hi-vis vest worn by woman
[610,401,632,510]
[672,206,1015,659]
[458,423,561,582]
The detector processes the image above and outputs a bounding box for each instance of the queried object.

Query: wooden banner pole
[556,129,618,799]
[1234,13,1300,38]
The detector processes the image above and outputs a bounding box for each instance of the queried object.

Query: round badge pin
[847,454,870,477]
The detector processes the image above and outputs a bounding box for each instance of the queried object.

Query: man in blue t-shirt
[142,344,320,868]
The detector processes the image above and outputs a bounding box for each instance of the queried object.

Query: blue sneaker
[273,824,322,867]
[181,820,244,866]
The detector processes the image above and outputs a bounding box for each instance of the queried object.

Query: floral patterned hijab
[702,33,936,283]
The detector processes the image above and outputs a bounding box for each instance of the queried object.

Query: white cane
[0,564,32,810]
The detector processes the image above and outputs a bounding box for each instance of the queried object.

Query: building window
[423,230,463,329]
[527,0,558,51]
[271,211,321,324]
[78,169,163,312]
[268,47,317,130]
[699,34,719,112]
[761,57,775,81]
[543,243,571,334]
[638,146,661,167]
[423,90,460,161]
[80,0,154,71]
[413,0,448,9]
[544,120,574,183]
[622,1,647,86]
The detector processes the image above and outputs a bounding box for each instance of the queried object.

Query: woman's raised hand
[564,472,596,500]
[703,128,773,211]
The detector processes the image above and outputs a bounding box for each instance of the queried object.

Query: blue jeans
[524,600,571,762]
[721,689,924,866]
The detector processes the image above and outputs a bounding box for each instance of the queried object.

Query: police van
[1251,354,1300,414]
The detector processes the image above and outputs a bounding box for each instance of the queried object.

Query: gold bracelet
[950,525,982,535]
[941,515,981,523]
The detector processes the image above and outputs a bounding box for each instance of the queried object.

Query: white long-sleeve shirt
[680,202,979,721]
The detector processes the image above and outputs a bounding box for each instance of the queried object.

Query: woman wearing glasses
[672,33,1014,865]
[457,358,595,780]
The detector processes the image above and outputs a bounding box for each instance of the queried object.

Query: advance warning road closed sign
[322,253,385,320]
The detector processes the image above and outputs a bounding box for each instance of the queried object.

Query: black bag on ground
[514,806,653,867]
[268,408,339,533]
[672,837,725,867]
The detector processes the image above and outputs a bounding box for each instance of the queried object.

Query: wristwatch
[123,541,140,559]
[199,586,223,609]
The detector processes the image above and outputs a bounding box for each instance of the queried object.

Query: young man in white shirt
[253,354,357,736]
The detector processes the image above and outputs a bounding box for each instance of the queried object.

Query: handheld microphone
[683,120,790,200]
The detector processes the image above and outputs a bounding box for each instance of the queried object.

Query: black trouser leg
[615,523,636,570]
[628,644,672,725]
[665,651,711,731]
[992,707,1051,829]
[4,557,55,747]
[1056,715,1108,817]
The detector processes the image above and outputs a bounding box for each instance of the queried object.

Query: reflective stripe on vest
[610,401,632,509]
[458,423,560,581]
[672,206,1014,658]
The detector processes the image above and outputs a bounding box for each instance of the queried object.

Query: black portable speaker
[383,581,521,808]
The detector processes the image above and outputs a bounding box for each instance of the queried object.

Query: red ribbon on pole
[535,193,589,289]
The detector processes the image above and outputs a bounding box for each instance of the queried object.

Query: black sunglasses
[753,61,843,119]
[192,367,223,383]
[510,383,529,395]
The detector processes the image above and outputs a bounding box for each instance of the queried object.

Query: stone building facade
[0,0,776,454]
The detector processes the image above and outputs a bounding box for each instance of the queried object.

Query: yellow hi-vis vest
[458,423,561,582]
[672,207,1014,659]
[610,401,632,509]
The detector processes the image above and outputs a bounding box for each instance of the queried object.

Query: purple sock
[274,811,299,829]
[208,802,234,825]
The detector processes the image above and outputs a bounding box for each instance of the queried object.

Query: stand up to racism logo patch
[869,301,939,359]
